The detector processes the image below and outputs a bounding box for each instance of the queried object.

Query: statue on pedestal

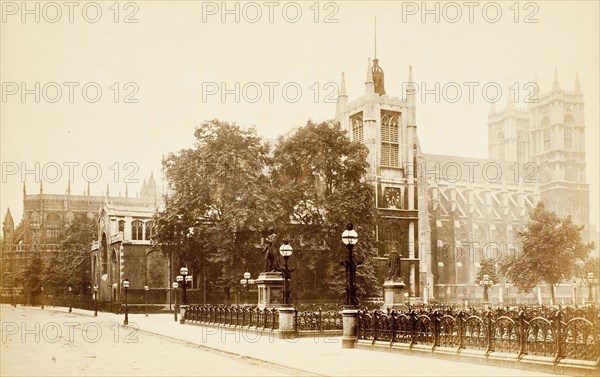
[387,246,402,281]
[262,228,283,273]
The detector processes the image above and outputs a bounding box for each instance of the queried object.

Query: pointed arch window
[497,132,505,161]
[132,220,143,240]
[517,130,527,162]
[381,110,400,167]
[542,117,551,151]
[564,115,574,150]
[350,112,364,143]
[145,221,154,240]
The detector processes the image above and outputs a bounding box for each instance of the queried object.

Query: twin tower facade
[335,58,590,302]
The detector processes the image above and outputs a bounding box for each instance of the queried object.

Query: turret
[364,58,374,97]
[335,72,348,121]
[574,72,582,95]
[552,67,561,92]
[3,208,15,241]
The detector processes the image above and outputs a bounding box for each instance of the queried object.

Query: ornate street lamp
[93,285,98,316]
[123,279,130,326]
[584,272,597,303]
[279,241,293,306]
[144,285,149,317]
[68,286,73,313]
[176,266,192,306]
[240,272,255,306]
[341,223,359,307]
[479,274,494,304]
[172,282,179,322]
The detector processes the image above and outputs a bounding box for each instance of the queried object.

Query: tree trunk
[550,284,556,305]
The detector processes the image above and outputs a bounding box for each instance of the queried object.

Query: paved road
[0,306,303,376]
[1,306,560,376]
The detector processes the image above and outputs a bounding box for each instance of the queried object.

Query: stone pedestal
[381,279,408,311]
[341,305,359,348]
[255,272,284,309]
[278,305,296,339]
[179,305,188,324]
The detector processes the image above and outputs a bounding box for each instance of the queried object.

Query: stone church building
[335,58,591,303]
[1,173,166,302]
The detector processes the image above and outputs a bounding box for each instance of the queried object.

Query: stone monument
[381,247,408,311]
[255,229,285,309]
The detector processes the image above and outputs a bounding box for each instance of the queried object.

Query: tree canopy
[499,202,595,301]
[155,119,381,302]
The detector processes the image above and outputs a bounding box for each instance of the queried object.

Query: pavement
[1,305,561,376]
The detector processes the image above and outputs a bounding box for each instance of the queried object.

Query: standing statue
[262,229,284,273]
[387,246,402,280]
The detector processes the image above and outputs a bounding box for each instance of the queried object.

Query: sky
[1,1,599,232]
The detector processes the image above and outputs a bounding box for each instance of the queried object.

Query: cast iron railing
[357,306,599,363]
[294,307,343,333]
[185,305,279,331]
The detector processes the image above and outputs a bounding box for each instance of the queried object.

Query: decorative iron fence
[185,305,279,331]
[357,307,600,362]
[294,308,343,334]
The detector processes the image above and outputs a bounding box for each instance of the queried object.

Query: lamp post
[479,274,493,304]
[172,282,178,322]
[341,223,359,307]
[144,285,149,317]
[68,286,73,313]
[584,272,597,304]
[176,266,192,323]
[279,241,293,306]
[123,279,129,326]
[504,282,510,306]
[93,285,98,317]
[240,272,255,306]
[40,286,44,309]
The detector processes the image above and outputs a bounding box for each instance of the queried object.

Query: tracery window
[381,111,400,167]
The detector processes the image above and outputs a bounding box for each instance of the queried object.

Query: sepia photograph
[1,1,599,376]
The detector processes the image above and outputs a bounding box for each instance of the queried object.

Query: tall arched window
[145,221,154,240]
[132,220,143,240]
[46,213,61,239]
[517,130,527,162]
[564,115,574,150]
[497,132,505,161]
[381,111,400,167]
[542,117,551,151]
[350,112,364,143]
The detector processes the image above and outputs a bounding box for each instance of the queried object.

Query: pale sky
[1,1,599,232]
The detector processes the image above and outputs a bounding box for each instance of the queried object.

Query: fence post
[318,307,323,334]
[553,309,563,364]
[518,310,526,359]
[486,310,493,356]
[410,310,416,348]
[433,310,440,349]
[372,311,378,344]
[390,310,397,345]
[457,311,464,352]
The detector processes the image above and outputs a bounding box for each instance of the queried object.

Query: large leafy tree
[45,213,96,293]
[155,120,278,296]
[499,202,595,303]
[475,258,498,283]
[272,120,380,300]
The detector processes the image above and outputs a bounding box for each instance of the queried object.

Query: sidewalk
[13,305,558,376]
[111,310,557,377]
